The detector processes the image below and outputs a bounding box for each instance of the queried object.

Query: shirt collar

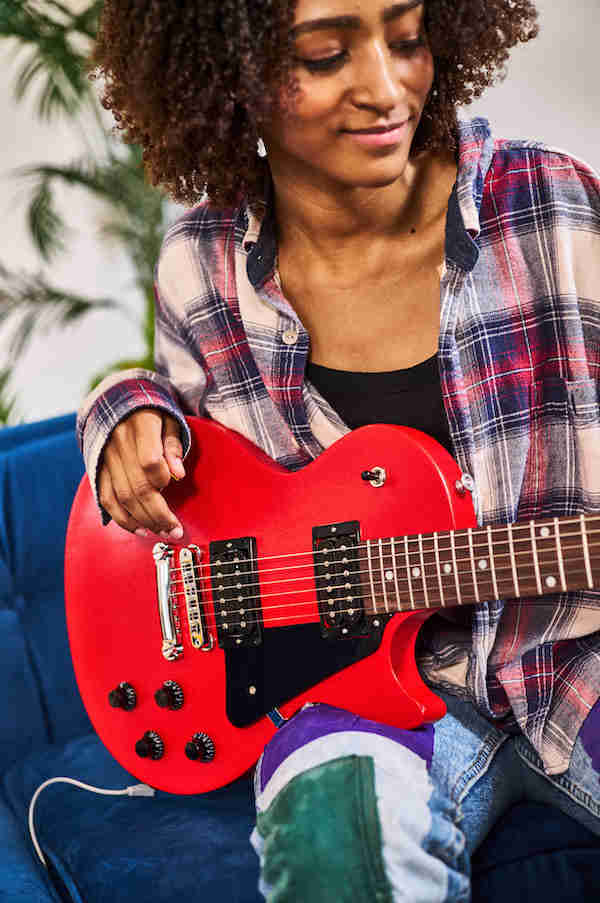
[243,116,494,286]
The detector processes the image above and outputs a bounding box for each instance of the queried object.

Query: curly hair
[88,0,539,209]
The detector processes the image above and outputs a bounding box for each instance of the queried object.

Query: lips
[344,120,409,134]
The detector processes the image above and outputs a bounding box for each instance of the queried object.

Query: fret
[467,528,480,603]
[554,518,567,592]
[366,540,377,612]
[529,521,543,594]
[450,530,462,605]
[417,534,430,608]
[378,538,389,613]
[403,534,416,609]
[486,525,499,598]
[435,530,458,607]
[532,520,561,593]
[390,537,401,611]
[581,514,593,589]
[433,532,445,607]
[507,523,520,597]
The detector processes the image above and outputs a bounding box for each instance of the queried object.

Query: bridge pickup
[179,546,212,650]
[210,537,262,649]
[313,520,381,640]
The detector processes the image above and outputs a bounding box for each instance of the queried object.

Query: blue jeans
[250,692,600,902]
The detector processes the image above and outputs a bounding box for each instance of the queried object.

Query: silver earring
[257,137,267,158]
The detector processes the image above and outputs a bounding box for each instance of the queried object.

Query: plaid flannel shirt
[78,117,600,775]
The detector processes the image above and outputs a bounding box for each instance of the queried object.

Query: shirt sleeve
[77,244,209,524]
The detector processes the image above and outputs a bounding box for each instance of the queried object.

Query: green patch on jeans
[256,754,393,903]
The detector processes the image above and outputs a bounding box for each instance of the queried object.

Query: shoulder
[486,134,600,209]
[154,198,250,305]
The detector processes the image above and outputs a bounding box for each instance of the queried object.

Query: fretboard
[357,514,600,615]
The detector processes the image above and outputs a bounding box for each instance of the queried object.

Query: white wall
[2,0,599,424]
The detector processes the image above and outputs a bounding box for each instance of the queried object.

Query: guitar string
[165,538,600,621]
[193,560,600,630]
[165,516,600,582]
[166,526,600,597]
[167,531,600,604]
[168,538,595,605]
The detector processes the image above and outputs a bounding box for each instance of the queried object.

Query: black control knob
[135,730,165,760]
[108,682,137,710]
[185,732,215,762]
[154,680,184,710]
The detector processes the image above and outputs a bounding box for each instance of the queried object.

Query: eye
[294,51,349,73]
[390,37,426,54]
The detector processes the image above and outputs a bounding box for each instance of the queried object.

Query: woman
[79,1,600,899]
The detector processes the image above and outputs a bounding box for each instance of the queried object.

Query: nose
[351,41,403,113]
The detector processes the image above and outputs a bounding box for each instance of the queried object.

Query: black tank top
[305,353,453,455]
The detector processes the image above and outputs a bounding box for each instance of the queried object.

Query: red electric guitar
[65,418,600,794]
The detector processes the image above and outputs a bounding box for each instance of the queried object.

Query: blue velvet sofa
[1,413,600,902]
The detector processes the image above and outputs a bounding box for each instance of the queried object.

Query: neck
[269,149,453,270]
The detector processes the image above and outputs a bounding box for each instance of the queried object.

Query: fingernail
[168,525,184,540]
[135,528,149,538]
[170,458,185,480]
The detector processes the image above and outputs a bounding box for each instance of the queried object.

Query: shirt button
[282,327,299,345]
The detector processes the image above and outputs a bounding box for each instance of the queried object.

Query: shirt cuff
[77,369,192,525]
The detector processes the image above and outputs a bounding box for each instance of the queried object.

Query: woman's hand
[98,409,186,539]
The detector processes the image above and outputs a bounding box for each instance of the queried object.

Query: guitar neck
[359,513,600,615]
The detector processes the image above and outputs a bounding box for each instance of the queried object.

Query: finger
[112,448,183,539]
[162,415,185,479]
[98,466,148,536]
[127,410,173,491]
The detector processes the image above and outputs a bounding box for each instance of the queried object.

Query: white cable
[28,777,155,868]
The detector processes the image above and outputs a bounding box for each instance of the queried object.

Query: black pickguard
[224,623,384,727]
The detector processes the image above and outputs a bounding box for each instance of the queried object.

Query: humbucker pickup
[209,537,262,648]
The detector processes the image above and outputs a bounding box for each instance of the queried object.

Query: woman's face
[262,0,435,190]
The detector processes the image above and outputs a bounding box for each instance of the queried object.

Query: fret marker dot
[348,609,355,616]
[478,559,488,570]
[540,526,551,538]
[545,575,557,588]
[385,570,393,581]
[412,567,421,578]
[443,563,452,575]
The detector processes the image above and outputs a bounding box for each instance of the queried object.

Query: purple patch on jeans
[579,697,600,780]
[259,702,434,792]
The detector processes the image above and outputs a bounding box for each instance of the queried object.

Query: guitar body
[65,419,476,794]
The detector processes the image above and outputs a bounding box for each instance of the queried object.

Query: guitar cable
[28,777,155,868]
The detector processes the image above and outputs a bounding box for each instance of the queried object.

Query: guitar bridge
[179,545,213,650]
[210,537,262,648]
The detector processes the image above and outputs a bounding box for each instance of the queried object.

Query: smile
[342,121,410,147]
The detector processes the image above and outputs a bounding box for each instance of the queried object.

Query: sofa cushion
[3,733,261,903]
[0,608,48,773]
[0,797,60,902]
[0,422,91,749]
